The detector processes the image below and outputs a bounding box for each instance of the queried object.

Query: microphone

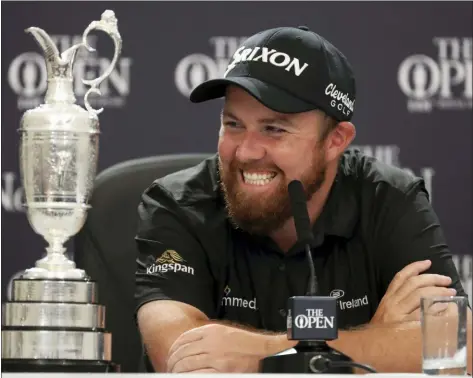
[287,180,317,296]
[260,180,376,374]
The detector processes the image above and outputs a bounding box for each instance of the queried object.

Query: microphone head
[288,180,306,201]
[288,180,314,244]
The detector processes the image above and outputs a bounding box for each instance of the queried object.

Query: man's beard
[218,151,327,235]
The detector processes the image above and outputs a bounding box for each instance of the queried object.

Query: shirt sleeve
[134,182,217,318]
[373,181,468,302]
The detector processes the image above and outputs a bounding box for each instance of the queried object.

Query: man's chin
[226,200,290,234]
[222,178,290,233]
[229,215,278,235]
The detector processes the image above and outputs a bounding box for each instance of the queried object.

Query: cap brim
[189,77,317,114]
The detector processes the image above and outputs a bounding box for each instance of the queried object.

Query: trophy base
[2,277,116,372]
[1,329,112,360]
[1,359,120,373]
[10,277,97,303]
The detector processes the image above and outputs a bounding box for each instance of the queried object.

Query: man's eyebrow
[257,116,294,127]
[221,110,295,127]
[220,110,238,119]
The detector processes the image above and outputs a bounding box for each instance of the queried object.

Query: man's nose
[235,132,266,163]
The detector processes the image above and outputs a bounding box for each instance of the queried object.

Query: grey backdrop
[2,1,472,303]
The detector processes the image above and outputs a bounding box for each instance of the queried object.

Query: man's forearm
[253,313,472,374]
[329,314,472,374]
[138,301,212,372]
[250,331,298,357]
[161,318,296,372]
[143,301,471,374]
[211,320,298,357]
[327,322,423,373]
[148,308,289,371]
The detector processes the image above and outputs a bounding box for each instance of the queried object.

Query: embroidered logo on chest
[221,285,258,311]
[330,289,369,310]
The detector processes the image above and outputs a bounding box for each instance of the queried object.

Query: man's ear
[325,122,356,162]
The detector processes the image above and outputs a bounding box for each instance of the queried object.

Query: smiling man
[135,26,471,374]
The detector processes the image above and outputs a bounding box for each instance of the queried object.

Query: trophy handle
[81,10,123,115]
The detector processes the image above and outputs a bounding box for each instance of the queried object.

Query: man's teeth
[242,172,276,185]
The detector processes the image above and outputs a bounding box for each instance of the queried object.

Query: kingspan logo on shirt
[146,250,195,275]
[221,286,258,311]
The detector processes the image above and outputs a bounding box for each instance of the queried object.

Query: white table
[0,374,459,378]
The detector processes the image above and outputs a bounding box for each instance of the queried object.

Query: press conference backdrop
[1,2,472,304]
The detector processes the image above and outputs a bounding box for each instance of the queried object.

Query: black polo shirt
[135,149,466,334]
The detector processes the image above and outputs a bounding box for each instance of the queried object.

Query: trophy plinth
[2,278,117,372]
[2,10,122,373]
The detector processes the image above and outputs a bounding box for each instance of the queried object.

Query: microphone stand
[260,181,377,374]
[260,339,354,374]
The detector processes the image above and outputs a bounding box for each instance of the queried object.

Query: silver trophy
[2,10,122,372]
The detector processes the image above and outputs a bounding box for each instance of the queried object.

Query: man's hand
[166,324,267,373]
[371,260,456,325]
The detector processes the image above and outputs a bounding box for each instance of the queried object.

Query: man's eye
[264,125,286,134]
[224,121,240,128]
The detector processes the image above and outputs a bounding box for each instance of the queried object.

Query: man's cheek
[217,144,229,164]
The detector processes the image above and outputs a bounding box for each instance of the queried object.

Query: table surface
[0,374,463,377]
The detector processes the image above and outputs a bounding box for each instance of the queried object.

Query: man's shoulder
[143,154,221,209]
[341,148,427,200]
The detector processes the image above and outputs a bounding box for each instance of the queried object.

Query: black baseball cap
[190,26,356,122]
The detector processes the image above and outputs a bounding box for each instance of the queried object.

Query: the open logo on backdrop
[174,36,247,97]
[2,171,24,213]
[397,37,472,113]
[8,34,132,111]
